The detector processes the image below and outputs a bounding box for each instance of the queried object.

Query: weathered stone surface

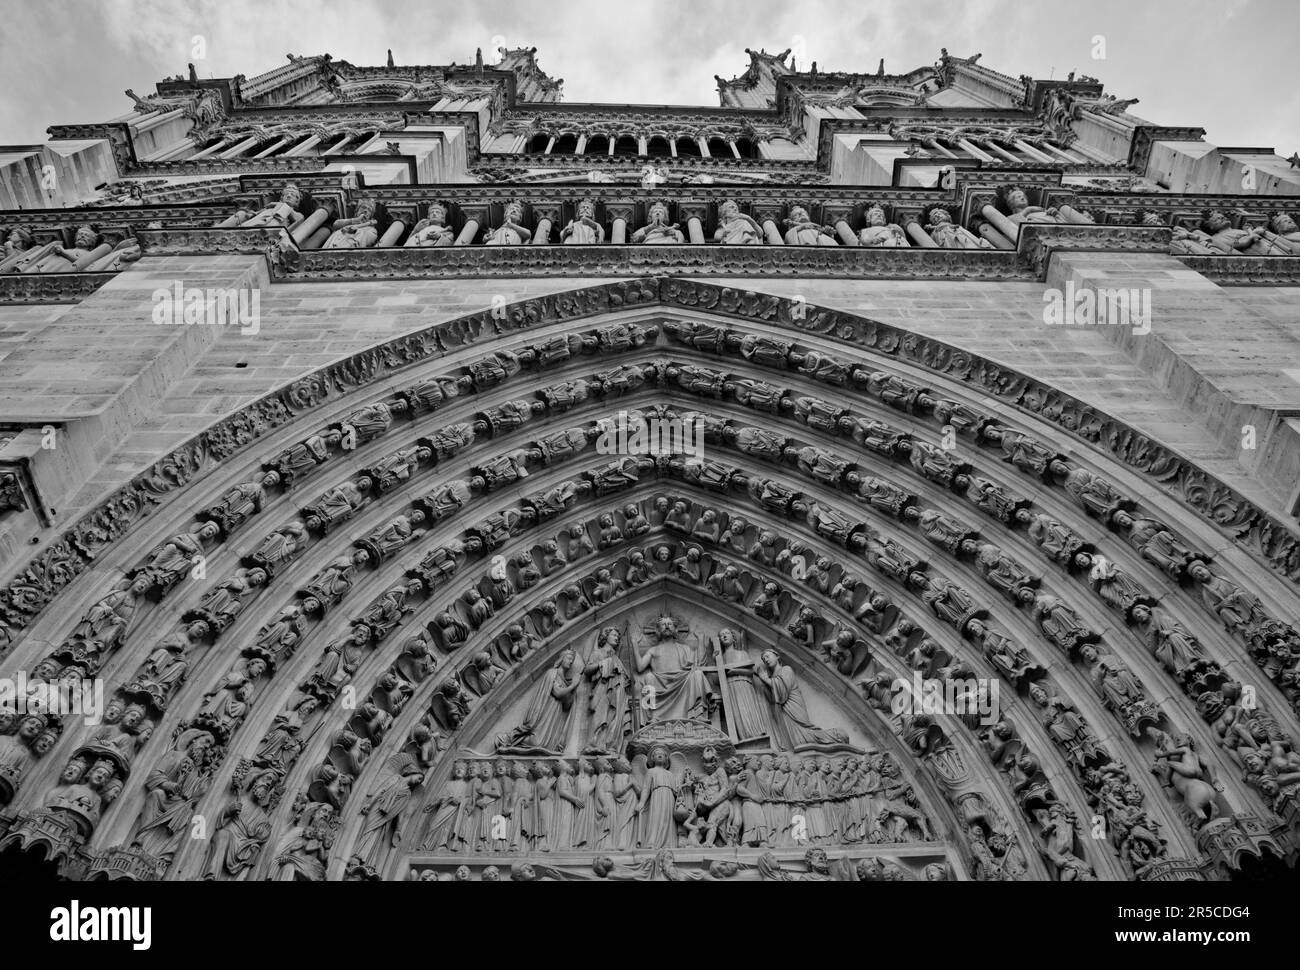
[0,39,1296,888]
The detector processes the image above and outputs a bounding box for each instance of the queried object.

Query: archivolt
[1,292,1297,882]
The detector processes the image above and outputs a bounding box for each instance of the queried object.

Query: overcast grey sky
[2,0,1297,154]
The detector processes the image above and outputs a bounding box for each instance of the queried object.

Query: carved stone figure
[496,649,582,754]
[404,202,455,247]
[925,207,992,249]
[631,202,685,244]
[485,201,532,245]
[634,615,712,723]
[857,205,908,247]
[324,197,382,249]
[784,206,837,246]
[757,650,850,750]
[560,199,605,244]
[714,200,763,245]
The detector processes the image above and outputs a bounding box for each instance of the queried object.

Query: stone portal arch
[0,280,1296,883]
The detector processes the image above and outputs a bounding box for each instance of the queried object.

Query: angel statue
[493,648,583,754]
[583,626,632,754]
[635,745,681,848]
[633,615,713,724]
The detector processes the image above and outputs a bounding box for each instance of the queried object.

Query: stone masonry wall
[0,256,1297,577]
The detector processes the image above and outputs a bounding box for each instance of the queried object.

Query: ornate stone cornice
[1175,254,1300,286]
[0,272,116,306]
[264,239,1027,281]
[0,203,248,230]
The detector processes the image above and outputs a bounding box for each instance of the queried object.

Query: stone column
[607,204,632,244]
[956,138,995,162]
[214,208,250,228]
[977,220,1016,249]
[189,138,233,160]
[284,134,322,157]
[533,206,558,245]
[378,220,406,247]
[1013,139,1055,163]
[290,204,333,245]
[697,136,711,158]
[755,206,783,245]
[980,204,1022,245]
[681,204,706,244]
[322,134,353,154]
[252,137,290,159]
[455,206,487,246]
[299,226,331,250]
[1055,204,1094,225]
[217,136,260,159]
[1041,142,1084,163]
[151,140,195,162]
[826,208,858,247]
[904,218,938,248]
[983,141,1022,164]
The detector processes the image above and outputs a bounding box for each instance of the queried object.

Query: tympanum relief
[406,604,946,881]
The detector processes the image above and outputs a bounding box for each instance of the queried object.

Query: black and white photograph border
[0,0,1295,947]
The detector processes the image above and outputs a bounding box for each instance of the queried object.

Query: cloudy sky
[2,0,1298,154]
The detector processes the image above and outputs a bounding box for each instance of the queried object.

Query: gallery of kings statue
[0,44,1299,882]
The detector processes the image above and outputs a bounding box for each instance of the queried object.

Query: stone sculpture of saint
[353,756,425,868]
[15,225,112,273]
[998,185,1093,228]
[560,199,605,244]
[495,648,582,754]
[129,729,213,861]
[784,206,838,246]
[713,200,763,245]
[420,760,471,851]
[583,627,630,754]
[0,227,37,272]
[202,768,278,879]
[1262,212,1300,255]
[714,628,769,742]
[925,207,992,248]
[610,757,640,849]
[404,203,455,247]
[857,205,908,247]
[323,197,380,249]
[238,183,305,229]
[757,650,846,749]
[630,202,684,244]
[484,201,532,245]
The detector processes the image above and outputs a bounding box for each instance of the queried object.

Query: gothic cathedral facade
[0,45,1298,882]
